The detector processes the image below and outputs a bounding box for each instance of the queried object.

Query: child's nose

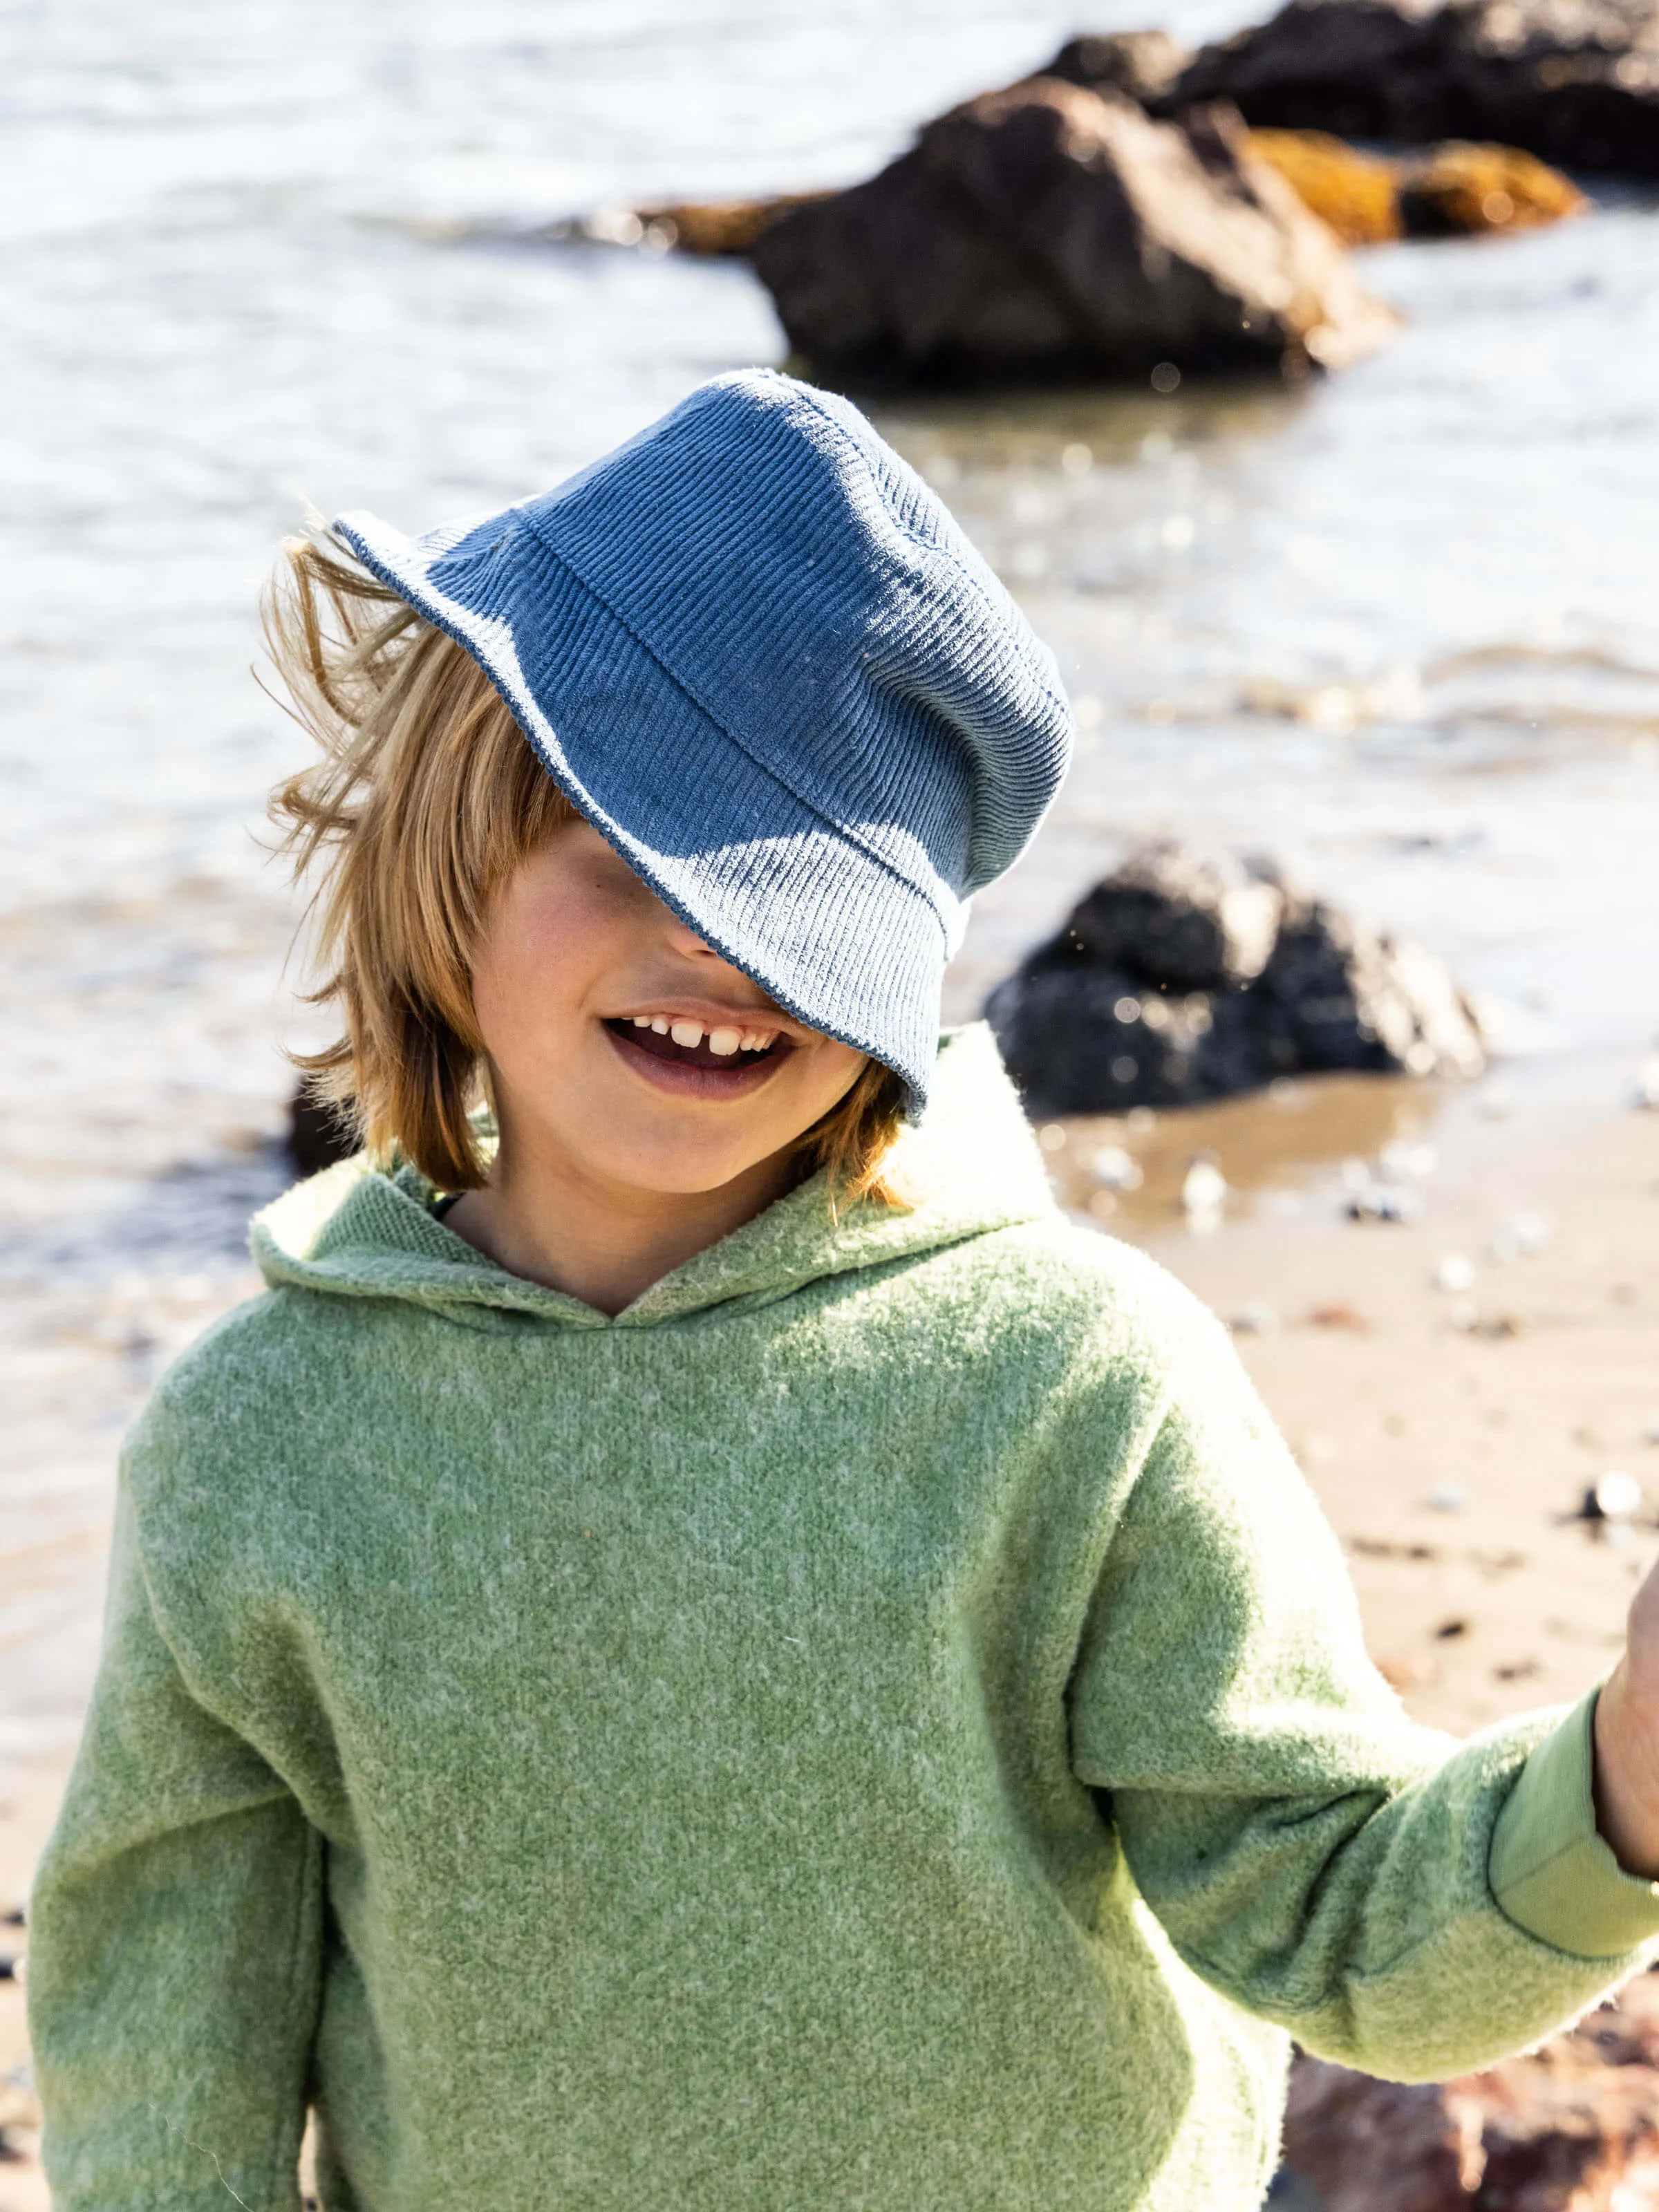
[664,914,720,961]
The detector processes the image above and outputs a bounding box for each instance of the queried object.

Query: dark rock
[750,78,1396,386]
[1066,843,1284,987]
[1265,2173,1327,2210]
[287,1084,358,1179]
[1278,1972,1659,2206]
[1170,0,1659,179]
[985,843,1485,1116]
[984,962,1278,1112]
[1265,895,1485,1077]
[1044,30,1196,106]
[1172,0,1476,139]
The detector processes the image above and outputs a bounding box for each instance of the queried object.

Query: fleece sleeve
[27,1479,322,2212]
[1068,1316,1659,2084]
[1490,1686,1659,1954]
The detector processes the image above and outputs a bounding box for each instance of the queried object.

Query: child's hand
[1593,1558,1659,1877]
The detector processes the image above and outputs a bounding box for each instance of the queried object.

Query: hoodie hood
[252,1024,1056,1331]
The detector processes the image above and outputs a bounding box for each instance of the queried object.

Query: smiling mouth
[602,1017,794,1095]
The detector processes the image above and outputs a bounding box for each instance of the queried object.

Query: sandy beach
[4,1066,1658,2203]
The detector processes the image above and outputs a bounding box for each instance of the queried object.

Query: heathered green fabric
[28,1024,1659,2212]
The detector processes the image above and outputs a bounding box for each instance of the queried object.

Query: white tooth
[650,1016,669,1034]
[632,1015,651,1027]
[669,1020,704,1049]
[708,1027,742,1056]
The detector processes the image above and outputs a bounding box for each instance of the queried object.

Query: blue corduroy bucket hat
[335,368,1071,1114]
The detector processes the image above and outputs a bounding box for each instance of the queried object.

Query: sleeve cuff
[1490,1686,1659,1959]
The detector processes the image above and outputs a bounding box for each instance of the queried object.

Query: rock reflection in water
[1034,1071,1443,1235]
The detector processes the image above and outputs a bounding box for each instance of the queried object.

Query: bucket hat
[335,368,1071,1114]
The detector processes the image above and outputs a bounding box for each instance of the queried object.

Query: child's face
[470,819,870,1197]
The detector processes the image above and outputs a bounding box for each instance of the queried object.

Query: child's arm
[1070,1311,1659,2083]
[26,1477,322,2211]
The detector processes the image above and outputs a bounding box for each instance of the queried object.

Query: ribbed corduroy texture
[29,1029,1659,2212]
[335,371,1074,1112]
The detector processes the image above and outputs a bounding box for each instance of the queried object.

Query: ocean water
[3,0,1659,1768]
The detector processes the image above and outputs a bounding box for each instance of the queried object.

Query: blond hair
[265,530,909,1203]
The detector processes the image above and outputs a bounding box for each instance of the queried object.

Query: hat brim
[336,508,947,1114]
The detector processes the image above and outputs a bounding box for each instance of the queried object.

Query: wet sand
[3,1074,1658,2199]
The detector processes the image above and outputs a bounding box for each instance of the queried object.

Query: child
[26,368,1659,2212]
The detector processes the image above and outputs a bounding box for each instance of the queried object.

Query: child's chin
[594,1134,781,1198]
[576,1081,785,1188]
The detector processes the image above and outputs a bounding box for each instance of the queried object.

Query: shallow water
[3,0,1659,1766]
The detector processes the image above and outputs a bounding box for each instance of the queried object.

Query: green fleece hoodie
[28,1026,1659,2212]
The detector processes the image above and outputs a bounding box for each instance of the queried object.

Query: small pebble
[1379,1138,1437,1181]
[1634,1051,1659,1110]
[1181,1157,1226,1233]
[1588,1469,1642,1521]
[1351,1535,1441,1560]
[1479,1082,1515,1120]
[1089,1144,1143,1192]
[1433,1253,1477,1293]
[1181,1156,1226,1213]
[1474,1311,1525,1340]
[1229,1302,1279,1335]
[1488,1211,1553,1262]
[1308,1302,1369,1331]
[1347,1181,1424,1224]
[1644,1417,1659,1447]
[1427,1483,1468,1512]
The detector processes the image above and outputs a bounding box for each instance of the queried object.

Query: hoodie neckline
[252,1024,1056,1330]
